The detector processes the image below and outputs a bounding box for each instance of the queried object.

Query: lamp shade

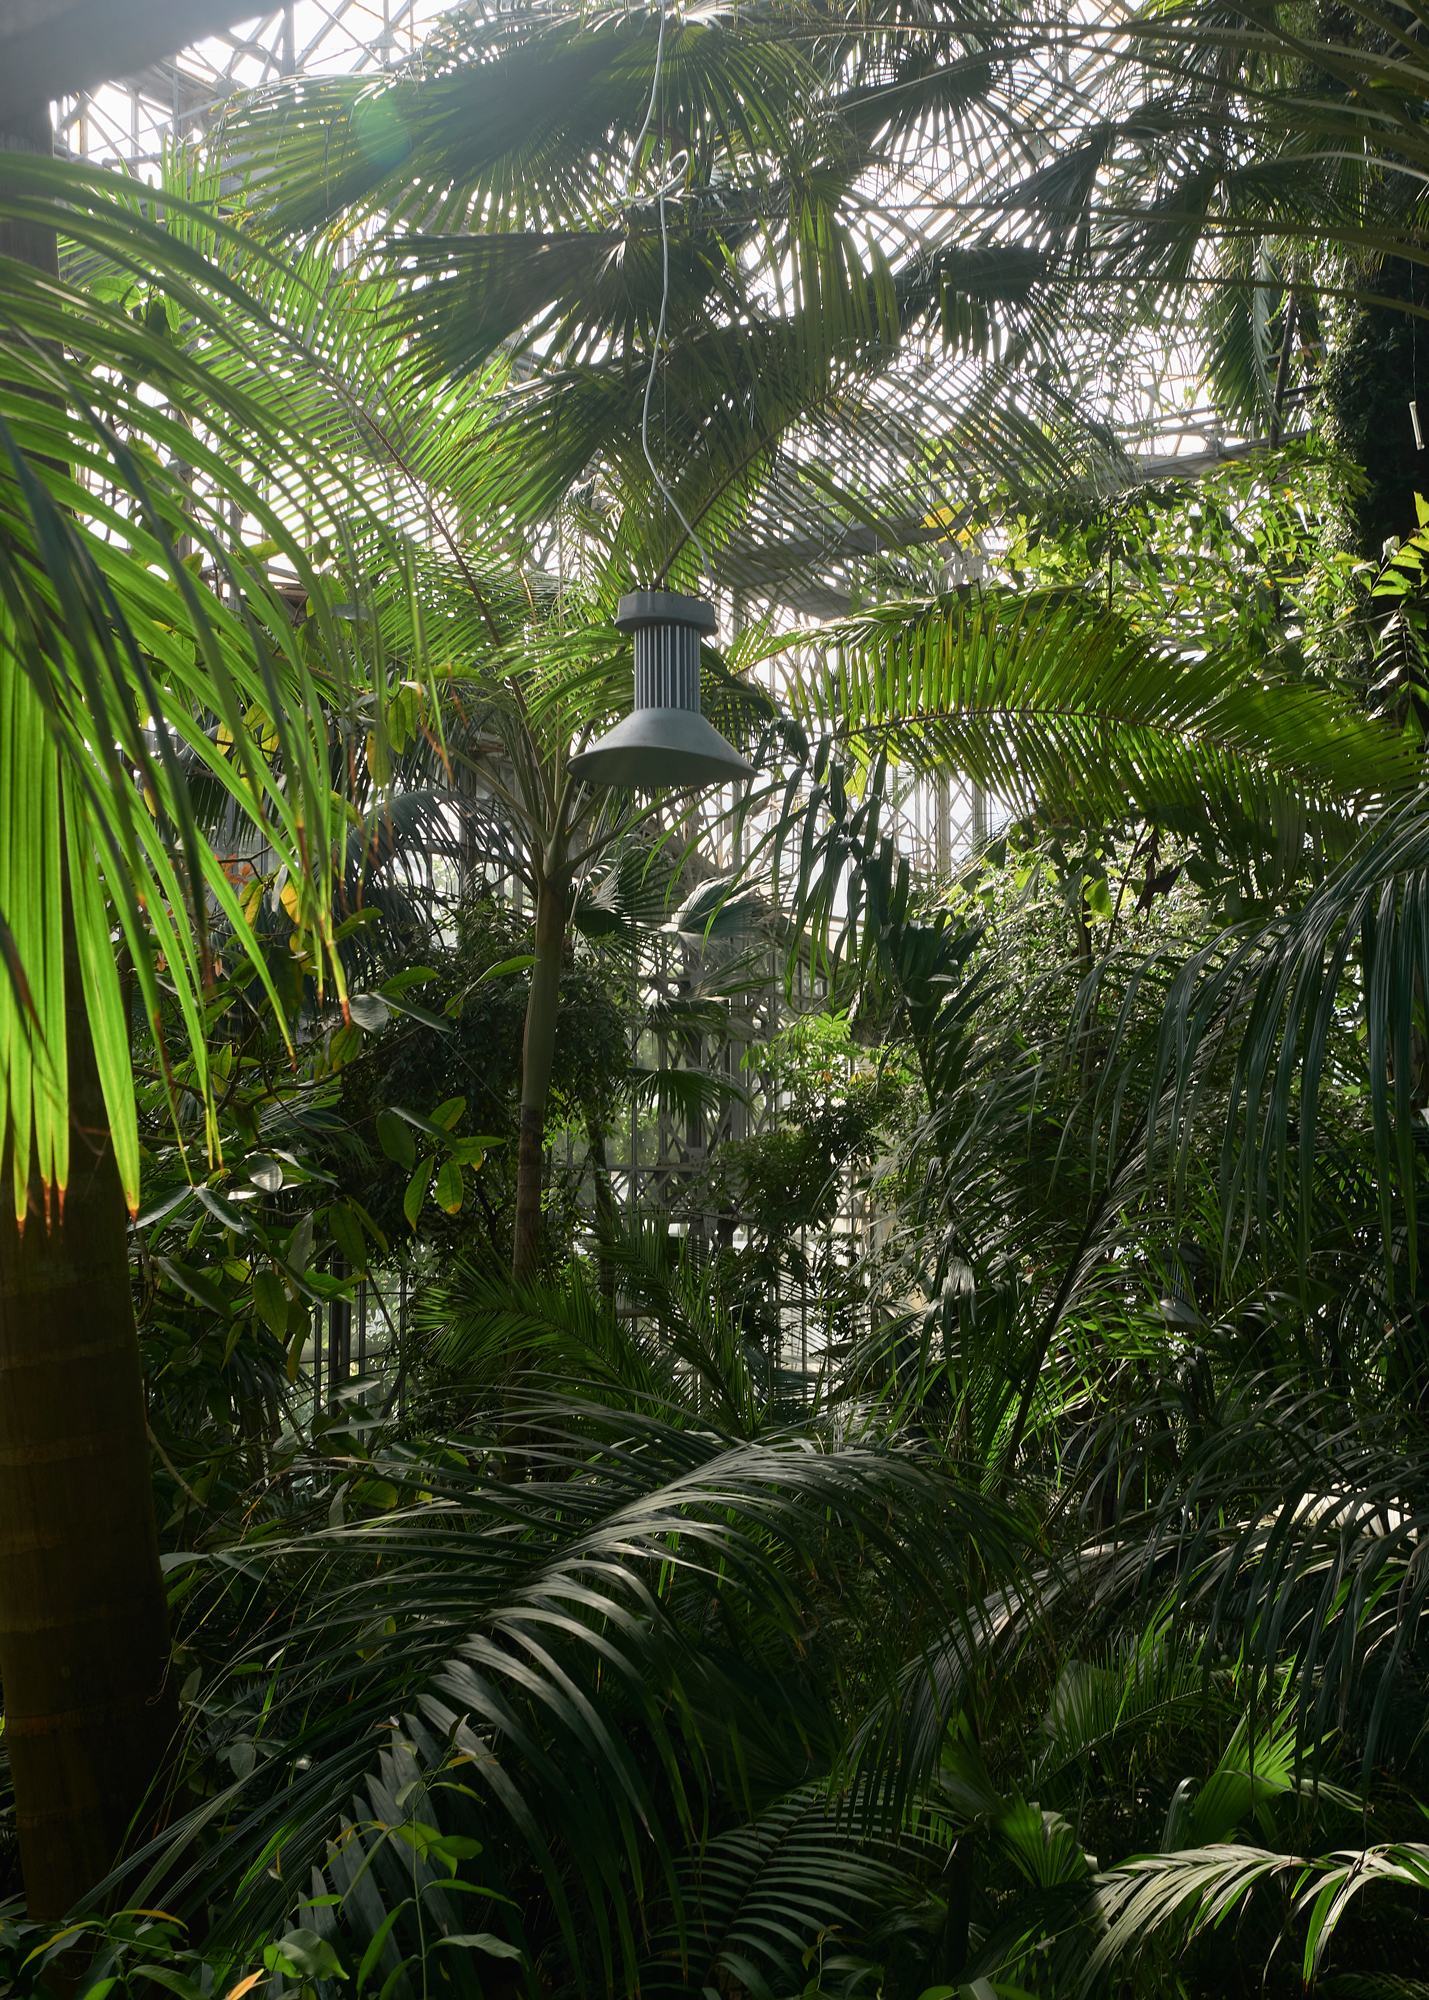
[568,590,755,790]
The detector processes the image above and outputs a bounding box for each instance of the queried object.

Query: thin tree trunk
[0,99,176,1919]
[587,1115,616,1300]
[512,862,570,1285]
[1269,286,1300,449]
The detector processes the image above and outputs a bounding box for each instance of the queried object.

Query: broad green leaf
[403,1159,435,1229]
[263,1929,347,1983]
[253,1269,290,1340]
[155,1258,233,1318]
[329,1200,370,1274]
[347,992,391,1031]
[376,1110,417,1169]
[429,1936,521,1960]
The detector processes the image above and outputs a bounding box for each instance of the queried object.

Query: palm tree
[0,140,380,1914]
[216,0,1127,1287]
[226,0,1123,593]
[773,592,1410,851]
[9,1,1429,1977]
[1107,785,1429,1289]
[119,139,772,1287]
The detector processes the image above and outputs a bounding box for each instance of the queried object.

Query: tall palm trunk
[0,102,176,1920]
[0,866,177,1917]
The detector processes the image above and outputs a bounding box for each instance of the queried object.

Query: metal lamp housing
[569,590,755,790]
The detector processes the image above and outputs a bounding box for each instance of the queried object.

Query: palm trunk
[512,862,570,1284]
[0,99,176,1920]
[0,867,176,1918]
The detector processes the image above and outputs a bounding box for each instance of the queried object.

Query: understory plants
[16,0,1429,1991]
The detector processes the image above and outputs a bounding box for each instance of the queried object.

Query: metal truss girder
[57,0,435,169]
[1,0,257,120]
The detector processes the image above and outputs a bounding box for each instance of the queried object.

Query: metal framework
[54,0,441,170]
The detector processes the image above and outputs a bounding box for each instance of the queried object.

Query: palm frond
[776,593,1413,834]
[1104,788,1429,1281]
[116,1408,1032,1996]
[0,152,386,1211]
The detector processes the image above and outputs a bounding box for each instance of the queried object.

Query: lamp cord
[629,1,712,584]
[1415,266,1423,451]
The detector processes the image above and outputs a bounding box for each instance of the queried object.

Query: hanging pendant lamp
[569,589,755,790]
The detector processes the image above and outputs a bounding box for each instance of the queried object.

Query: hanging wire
[628,0,713,583]
[660,20,669,572]
[1413,267,1425,452]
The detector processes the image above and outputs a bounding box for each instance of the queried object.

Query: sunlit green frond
[1078,1844,1298,1991]
[228,12,822,240]
[0,152,385,1212]
[777,592,1413,831]
[384,218,746,380]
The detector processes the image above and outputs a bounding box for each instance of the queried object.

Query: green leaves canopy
[218,0,1131,598]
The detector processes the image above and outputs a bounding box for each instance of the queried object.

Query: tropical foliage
[13,0,1429,1993]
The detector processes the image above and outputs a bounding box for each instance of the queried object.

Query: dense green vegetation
[12,0,1429,1993]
